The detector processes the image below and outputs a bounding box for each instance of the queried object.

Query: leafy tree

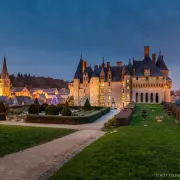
[28,104,39,114]
[34,98,40,107]
[0,101,6,113]
[61,101,72,116]
[84,98,91,111]
[45,105,59,115]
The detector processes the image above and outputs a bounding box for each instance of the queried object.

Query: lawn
[49,104,180,180]
[0,125,75,157]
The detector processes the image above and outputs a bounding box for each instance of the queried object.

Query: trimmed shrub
[57,103,65,113]
[61,102,72,116]
[28,104,39,114]
[104,122,111,129]
[45,105,59,115]
[103,117,115,130]
[0,101,6,113]
[34,98,40,107]
[84,98,91,111]
[39,103,48,112]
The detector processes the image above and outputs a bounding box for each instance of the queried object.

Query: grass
[0,125,75,157]
[49,104,180,180]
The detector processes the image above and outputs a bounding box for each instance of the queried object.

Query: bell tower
[0,56,11,96]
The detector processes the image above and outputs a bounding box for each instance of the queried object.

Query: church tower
[0,56,11,96]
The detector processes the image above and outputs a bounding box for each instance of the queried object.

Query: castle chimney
[152,53,156,64]
[107,62,110,68]
[117,61,123,66]
[144,46,150,57]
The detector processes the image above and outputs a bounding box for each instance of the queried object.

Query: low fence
[114,102,136,126]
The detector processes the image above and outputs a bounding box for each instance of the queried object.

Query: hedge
[26,107,110,125]
[0,113,6,121]
[26,110,102,124]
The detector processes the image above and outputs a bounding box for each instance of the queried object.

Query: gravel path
[0,110,119,180]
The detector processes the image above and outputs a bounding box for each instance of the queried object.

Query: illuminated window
[108,88,111,92]
[127,80,129,83]
[100,96,104,100]
[109,96,111,100]
[127,86,129,89]
[101,88,104,93]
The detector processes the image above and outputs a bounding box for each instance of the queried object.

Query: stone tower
[0,56,11,96]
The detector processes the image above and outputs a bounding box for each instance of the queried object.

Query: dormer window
[144,69,150,76]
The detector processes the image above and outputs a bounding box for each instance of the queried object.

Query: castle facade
[69,46,172,108]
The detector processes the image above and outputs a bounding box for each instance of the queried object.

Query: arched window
[150,93,153,103]
[141,93,143,103]
[145,93,148,103]
[156,93,159,103]
[136,93,138,102]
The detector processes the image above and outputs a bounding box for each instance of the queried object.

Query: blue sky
[0,0,179,89]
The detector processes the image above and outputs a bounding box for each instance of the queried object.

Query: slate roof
[133,60,142,70]
[134,56,164,77]
[84,67,93,80]
[110,66,124,81]
[74,59,83,79]
[11,87,26,93]
[15,96,31,104]
[156,55,168,70]
[166,77,171,80]
[0,96,8,102]
[74,54,169,82]
[125,61,133,75]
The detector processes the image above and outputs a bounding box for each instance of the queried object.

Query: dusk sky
[0,0,180,89]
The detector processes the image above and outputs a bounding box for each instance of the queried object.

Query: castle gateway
[69,46,172,109]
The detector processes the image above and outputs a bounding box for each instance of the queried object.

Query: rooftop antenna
[159,51,161,56]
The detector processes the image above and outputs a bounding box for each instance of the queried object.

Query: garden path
[0,109,119,130]
[0,109,119,180]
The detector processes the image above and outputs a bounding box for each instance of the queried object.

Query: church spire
[2,56,8,78]
[102,57,105,67]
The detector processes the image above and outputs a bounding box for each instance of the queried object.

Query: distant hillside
[9,73,69,89]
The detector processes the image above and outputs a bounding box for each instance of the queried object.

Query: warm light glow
[127,80,129,83]
[127,86,129,89]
